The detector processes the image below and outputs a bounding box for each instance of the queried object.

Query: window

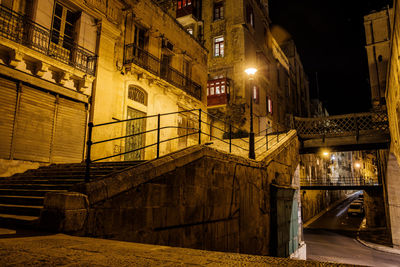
[128,86,147,106]
[177,0,192,9]
[214,2,224,20]
[246,4,254,28]
[213,36,224,57]
[51,2,77,50]
[253,85,259,104]
[207,79,227,96]
[267,96,273,114]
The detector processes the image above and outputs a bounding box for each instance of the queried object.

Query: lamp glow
[355,162,361,168]
[245,68,258,76]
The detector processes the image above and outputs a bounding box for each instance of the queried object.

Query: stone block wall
[41,131,302,256]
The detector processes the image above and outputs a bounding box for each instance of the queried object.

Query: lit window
[207,79,227,96]
[214,36,224,57]
[253,86,259,104]
[267,97,273,114]
[246,4,254,28]
[214,2,224,20]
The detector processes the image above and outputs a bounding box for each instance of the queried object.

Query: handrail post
[198,109,202,145]
[156,114,160,158]
[85,122,93,183]
[354,115,359,141]
[229,123,232,153]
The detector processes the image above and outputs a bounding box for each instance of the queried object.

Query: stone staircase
[0,161,144,228]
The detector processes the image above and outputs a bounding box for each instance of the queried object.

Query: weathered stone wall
[41,130,302,256]
[364,187,387,228]
[301,190,349,223]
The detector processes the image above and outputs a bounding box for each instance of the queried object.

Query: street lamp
[245,67,258,159]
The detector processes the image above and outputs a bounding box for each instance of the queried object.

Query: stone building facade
[384,0,400,248]
[364,7,393,110]
[300,151,354,223]
[0,0,208,176]
[157,0,310,137]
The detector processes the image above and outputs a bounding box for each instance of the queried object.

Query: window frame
[213,2,224,21]
[267,96,273,114]
[51,1,77,50]
[213,36,224,57]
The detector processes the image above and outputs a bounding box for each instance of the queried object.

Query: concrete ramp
[40,130,304,257]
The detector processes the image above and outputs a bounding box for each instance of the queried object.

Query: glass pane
[53,17,61,31]
[216,86,220,94]
[55,3,63,17]
[210,86,214,95]
[64,24,74,38]
[51,31,60,44]
[221,85,225,93]
[66,10,75,23]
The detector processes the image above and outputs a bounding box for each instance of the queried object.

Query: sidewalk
[357,219,400,255]
[0,228,354,266]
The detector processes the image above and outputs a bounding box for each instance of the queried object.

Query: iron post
[85,122,93,183]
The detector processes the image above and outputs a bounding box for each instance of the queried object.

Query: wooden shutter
[13,85,56,162]
[51,97,86,163]
[0,77,18,159]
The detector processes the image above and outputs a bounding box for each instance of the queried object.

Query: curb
[356,233,400,255]
[356,218,400,255]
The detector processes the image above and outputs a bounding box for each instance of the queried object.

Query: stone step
[0,213,39,228]
[45,161,145,169]
[0,184,72,190]
[0,179,84,185]
[0,189,67,197]
[0,204,42,216]
[0,195,44,206]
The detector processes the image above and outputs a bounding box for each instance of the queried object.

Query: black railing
[124,43,202,100]
[294,112,389,139]
[85,109,290,181]
[0,5,96,75]
[300,177,380,187]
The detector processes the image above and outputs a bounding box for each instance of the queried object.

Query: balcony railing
[124,43,202,101]
[0,5,96,75]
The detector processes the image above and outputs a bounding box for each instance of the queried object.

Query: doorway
[125,107,146,161]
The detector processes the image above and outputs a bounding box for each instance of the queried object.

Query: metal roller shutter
[52,97,86,163]
[0,77,18,159]
[13,85,56,162]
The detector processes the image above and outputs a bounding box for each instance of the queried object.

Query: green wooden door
[125,107,146,161]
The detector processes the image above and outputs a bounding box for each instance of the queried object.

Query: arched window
[128,86,147,106]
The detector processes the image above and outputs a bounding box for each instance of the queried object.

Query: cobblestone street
[0,228,352,266]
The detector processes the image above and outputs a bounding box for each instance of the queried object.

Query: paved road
[304,193,400,266]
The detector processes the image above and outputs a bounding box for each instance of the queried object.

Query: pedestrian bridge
[293,112,390,154]
[300,177,382,190]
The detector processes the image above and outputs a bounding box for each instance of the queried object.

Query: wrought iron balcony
[124,43,202,101]
[0,5,96,75]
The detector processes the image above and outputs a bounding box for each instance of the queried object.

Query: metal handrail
[124,43,202,100]
[85,109,290,181]
[0,4,97,75]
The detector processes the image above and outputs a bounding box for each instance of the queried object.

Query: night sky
[269,0,393,115]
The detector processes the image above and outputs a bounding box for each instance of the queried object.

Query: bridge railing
[300,176,380,187]
[293,112,389,139]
